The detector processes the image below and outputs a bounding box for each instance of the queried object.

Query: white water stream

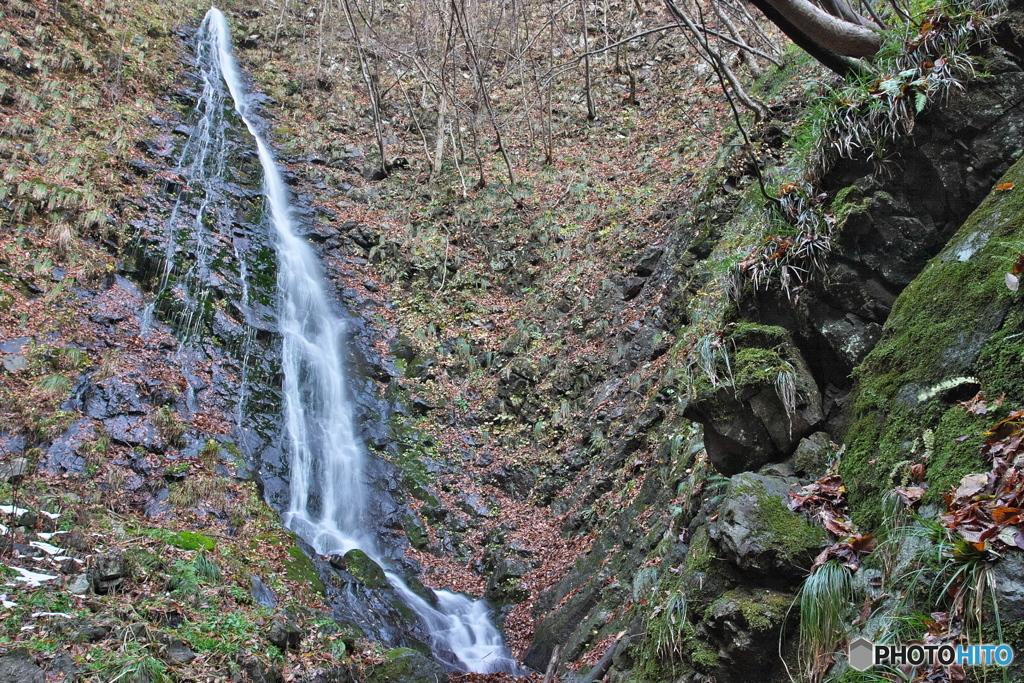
[196,9,521,674]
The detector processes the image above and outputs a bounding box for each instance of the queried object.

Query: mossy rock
[167,531,215,551]
[732,346,788,388]
[145,528,215,551]
[727,322,790,350]
[709,472,826,582]
[364,649,448,683]
[842,155,1024,528]
[401,514,429,550]
[711,587,793,633]
[284,545,326,595]
[341,549,389,590]
[685,323,825,474]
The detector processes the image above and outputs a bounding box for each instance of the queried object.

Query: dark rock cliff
[512,6,1024,680]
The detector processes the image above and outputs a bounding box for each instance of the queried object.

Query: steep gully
[178,9,521,675]
[160,5,1024,680]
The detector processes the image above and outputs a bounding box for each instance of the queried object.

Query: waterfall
[195,9,522,674]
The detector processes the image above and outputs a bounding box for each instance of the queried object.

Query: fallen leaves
[894,485,926,505]
[957,390,1002,416]
[789,471,853,537]
[1005,253,1024,291]
[789,468,877,570]
[810,534,877,571]
[940,414,1024,550]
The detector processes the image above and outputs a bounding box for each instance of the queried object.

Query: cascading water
[141,19,261,426]
[195,9,522,674]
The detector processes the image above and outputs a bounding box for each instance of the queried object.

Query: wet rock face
[994,552,1024,682]
[731,35,1024,436]
[681,44,1024,476]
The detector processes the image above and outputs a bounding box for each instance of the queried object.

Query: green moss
[686,526,715,575]
[143,528,215,551]
[829,183,873,227]
[365,648,446,682]
[727,322,789,349]
[733,347,787,388]
[841,155,1024,529]
[167,531,215,551]
[402,514,429,550]
[738,483,827,562]
[687,639,720,671]
[284,546,326,595]
[383,647,417,661]
[407,484,440,507]
[735,589,792,632]
[341,549,389,589]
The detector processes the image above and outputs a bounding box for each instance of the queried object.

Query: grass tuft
[798,559,853,683]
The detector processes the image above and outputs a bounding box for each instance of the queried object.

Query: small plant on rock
[797,559,854,683]
[152,406,187,449]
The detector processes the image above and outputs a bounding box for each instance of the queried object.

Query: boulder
[684,331,823,475]
[364,649,448,683]
[993,552,1024,682]
[242,656,283,683]
[152,631,195,664]
[47,650,78,682]
[64,574,90,595]
[296,666,355,683]
[40,419,93,475]
[102,415,161,451]
[83,377,145,419]
[267,613,304,652]
[792,432,835,478]
[0,648,44,683]
[334,549,389,589]
[710,473,826,584]
[633,246,664,276]
[89,552,127,594]
[1,355,28,372]
[0,458,28,483]
[250,575,277,608]
[621,277,645,301]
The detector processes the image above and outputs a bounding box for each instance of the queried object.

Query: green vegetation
[739,482,828,564]
[798,561,854,683]
[842,153,1024,524]
[152,406,188,449]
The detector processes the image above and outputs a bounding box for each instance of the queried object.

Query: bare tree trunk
[340,0,389,178]
[665,0,767,120]
[432,94,448,180]
[274,0,291,46]
[619,42,637,105]
[452,0,517,186]
[712,0,761,76]
[542,644,562,683]
[745,0,866,75]
[544,0,556,165]
[392,69,433,170]
[467,111,488,189]
[759,0,880,57]
[580,0,596,120]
